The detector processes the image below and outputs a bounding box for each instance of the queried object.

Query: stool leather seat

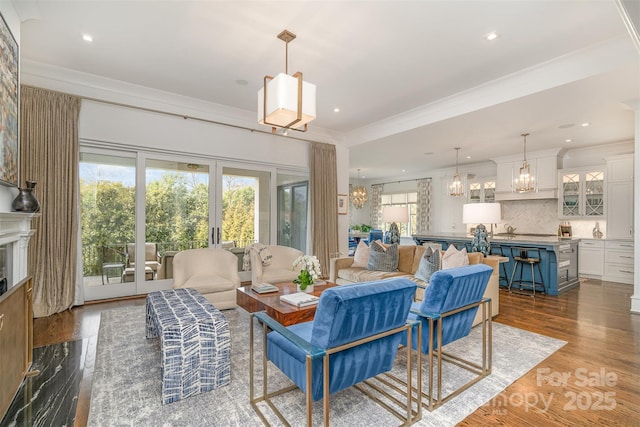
[508,247,545,296]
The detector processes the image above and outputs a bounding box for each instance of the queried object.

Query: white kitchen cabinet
[578,239,604,278]
[607,155,634,182]
[607,181,633,239]
[603,240,634,284]
[558,168,605,219]
[495,162,514,193]
[606,155,633,239]
[536,156,561,190]
[468,178,496,203]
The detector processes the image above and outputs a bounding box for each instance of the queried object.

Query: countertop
[413,232,580,245]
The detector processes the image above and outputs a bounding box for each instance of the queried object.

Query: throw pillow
[441,244,469,269]
[352,240,370,268]
[367,241,399,272]
[414,247,441,282]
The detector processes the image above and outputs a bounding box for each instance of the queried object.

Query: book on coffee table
[280,292,320,307]
[251,283,280,294]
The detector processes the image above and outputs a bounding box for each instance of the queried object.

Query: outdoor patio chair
[125,243,161,278]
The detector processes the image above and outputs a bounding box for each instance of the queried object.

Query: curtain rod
[372,177,431,186]
[21,84,320,144]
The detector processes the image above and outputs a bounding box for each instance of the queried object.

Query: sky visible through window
[80,163,255,189]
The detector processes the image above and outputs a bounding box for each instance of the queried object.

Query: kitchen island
[413,233,580,296]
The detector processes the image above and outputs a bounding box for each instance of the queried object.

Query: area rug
[88,306,565,426]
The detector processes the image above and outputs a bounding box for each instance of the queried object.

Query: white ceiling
[14,0,640,179]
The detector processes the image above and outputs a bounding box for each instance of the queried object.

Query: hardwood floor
[33,279,640,426]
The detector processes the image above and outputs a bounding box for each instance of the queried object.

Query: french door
[80,147,274,301]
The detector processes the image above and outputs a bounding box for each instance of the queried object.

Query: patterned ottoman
[146,288,231,404]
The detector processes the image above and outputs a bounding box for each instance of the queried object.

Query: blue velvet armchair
[400,263,493,410]
[249,278,421,426]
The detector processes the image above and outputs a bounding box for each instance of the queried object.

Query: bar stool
[490,244,509,287]
[508,247,545,296]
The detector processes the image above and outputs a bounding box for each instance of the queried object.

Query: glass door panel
[80,151,136,300]
[584,171,604,217]
[220,166,272,276]
[561,173,580,217]
[138,159,211,294]
[468,183,481,203]
[483,181,496,203]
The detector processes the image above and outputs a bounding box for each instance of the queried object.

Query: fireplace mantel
[0,211,39,289]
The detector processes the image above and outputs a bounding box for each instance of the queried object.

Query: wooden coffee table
[236,281,338,326]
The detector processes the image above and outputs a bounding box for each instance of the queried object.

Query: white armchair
[250,245,304,284]
[172,248,240,309]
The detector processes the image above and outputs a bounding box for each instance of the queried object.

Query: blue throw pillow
[415,247,441,282]
[367,241,399,272]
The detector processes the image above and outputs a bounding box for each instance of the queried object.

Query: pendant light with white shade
[258,30,316,134]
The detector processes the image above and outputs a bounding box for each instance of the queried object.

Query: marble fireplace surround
[0,212,38,290]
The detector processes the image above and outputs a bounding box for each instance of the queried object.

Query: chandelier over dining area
[351,169,368,209]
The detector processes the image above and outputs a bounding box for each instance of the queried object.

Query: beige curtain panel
[309,142,338,278]
[20,86,81,317]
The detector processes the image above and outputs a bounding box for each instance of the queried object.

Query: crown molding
[20,60,345,145]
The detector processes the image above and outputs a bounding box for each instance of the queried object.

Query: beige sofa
[329,245,499,325]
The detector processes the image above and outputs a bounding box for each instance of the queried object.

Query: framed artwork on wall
[0,11,18,186]
[338,194,348,215]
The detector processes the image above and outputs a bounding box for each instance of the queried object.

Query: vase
[12,181,41,213]
[592,222,603,239]
[296,284,314,293]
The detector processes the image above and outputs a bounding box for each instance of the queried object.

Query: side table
[101,263,124,285]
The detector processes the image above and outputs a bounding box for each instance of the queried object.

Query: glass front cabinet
[468,178,496,203]
[558,168,605,219]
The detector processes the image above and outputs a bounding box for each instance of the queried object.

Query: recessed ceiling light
[424,152,434,156]
[82,34,93,42]
[558,123,574,129]
[581,122,590,127]
[484,31,498,41]
[333,108,340,113]
[565,139,572,143]
[466,156,471,159]
[401,169,406,173]
[235,79,248,86]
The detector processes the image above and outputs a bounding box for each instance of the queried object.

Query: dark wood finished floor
[33,279,640,426]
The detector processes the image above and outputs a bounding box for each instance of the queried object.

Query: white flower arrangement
[292,255,322,280]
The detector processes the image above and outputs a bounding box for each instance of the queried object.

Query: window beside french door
[277,179,308,253]
[380,192,418,237]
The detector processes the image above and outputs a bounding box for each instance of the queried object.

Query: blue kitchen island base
[413,234,580,296]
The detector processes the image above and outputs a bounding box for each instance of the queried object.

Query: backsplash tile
[499,200,606,238]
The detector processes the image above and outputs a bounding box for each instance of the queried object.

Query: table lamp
[382,206,408,245]
[462,202,502,256]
